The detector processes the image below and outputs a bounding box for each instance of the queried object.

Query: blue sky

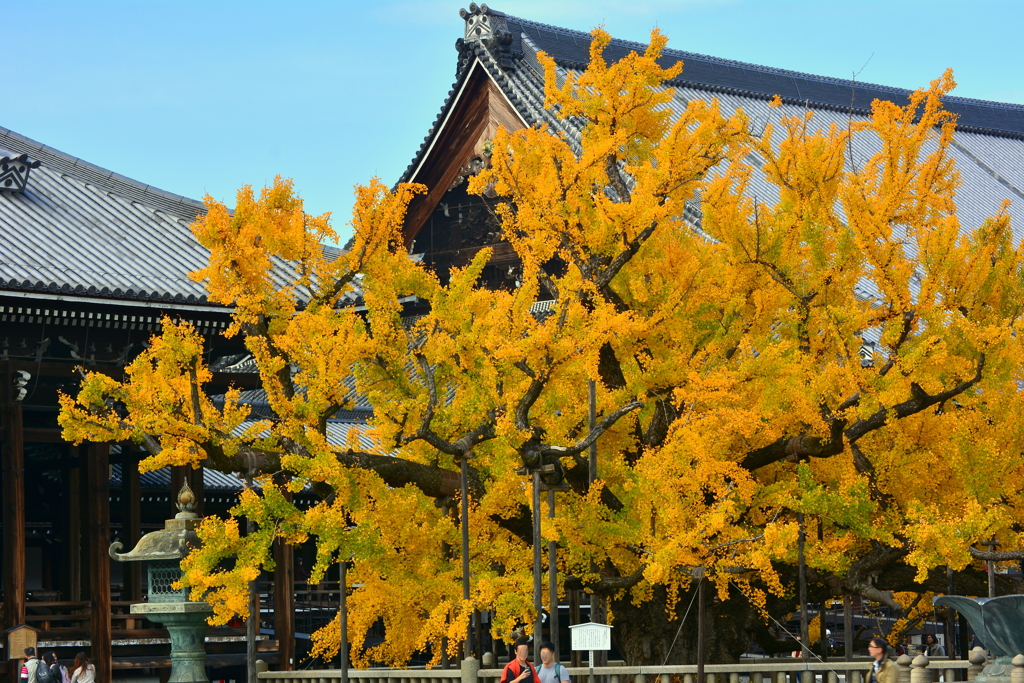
[5,1,1023,241]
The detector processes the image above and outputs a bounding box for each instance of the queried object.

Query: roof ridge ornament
[0,154,40,193]
[460,3,508,43]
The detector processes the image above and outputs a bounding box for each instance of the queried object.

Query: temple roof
[396,6,1024,324]
[0,126,342,308]
[399,5,1024,242]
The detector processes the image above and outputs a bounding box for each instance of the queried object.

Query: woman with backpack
[33,654,55,683]
[69,654,94,683]
[43,653,68,683]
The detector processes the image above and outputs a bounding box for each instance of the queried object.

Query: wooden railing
[258,654,985,683]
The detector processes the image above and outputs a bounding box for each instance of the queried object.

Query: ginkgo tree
[59,26,1024,666]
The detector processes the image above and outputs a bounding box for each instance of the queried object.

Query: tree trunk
[609,584,758,665]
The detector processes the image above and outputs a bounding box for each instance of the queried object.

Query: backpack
[35,663,54,683]
[58,666,70,683]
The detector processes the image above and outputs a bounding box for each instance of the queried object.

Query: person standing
[68,653,95,683]
[922,634,945,657]
[536,641,570,683]
[501,640,541,683]
[868,638,898,683]
[44,652,69,683]
[21,648,40,683]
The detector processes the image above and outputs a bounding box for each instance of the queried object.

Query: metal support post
[340,558,348,683]
[548,489,559,659]
[798,512,808,664]
[461,455,472,657]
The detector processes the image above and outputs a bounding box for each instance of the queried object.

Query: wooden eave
[402,58,528,247]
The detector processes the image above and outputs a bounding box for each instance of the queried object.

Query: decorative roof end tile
[0,154,40,193]
[460,3,507,43]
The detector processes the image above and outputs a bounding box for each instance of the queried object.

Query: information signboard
[569,622,612,651]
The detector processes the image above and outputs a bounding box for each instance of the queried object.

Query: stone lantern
[110,481,213,683]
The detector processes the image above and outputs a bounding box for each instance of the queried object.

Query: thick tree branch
[740,353,985,472]
[564,567,645,594]
[739,417,846,470]
[968,546,1024,561]
[845,353,985,442]
[595,223,658,291]
[605,154,632,204]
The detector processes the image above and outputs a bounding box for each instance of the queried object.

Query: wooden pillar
[79,452,92,601]
[87,442,112,683]
[122,449,143,604]
[273,482,295,670]
[2,387,26,683]
[68,448,82,601]
[191,466,204,517]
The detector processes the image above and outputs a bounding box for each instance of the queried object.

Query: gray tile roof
[502,13,1024,138]
[0,126,342,307]
[401,8,1024,313]
[109,462,250,491]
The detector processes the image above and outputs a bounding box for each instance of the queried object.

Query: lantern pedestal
[133,602,214,683]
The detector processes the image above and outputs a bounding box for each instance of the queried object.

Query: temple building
[3,3,1024,681]
[399,5,1024,279]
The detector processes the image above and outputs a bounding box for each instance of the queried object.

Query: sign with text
[569,622,612,651]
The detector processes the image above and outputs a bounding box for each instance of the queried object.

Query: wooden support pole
[798,512,808,664]
[87,442,112,683]
[570,590,581,668]
[2,392,25,683]
[339,559,348,683]
[460,455,471,659]
[273,481,295,670]
[245,477,258,683]
[532,470,543,663]
[547,489,559,660]
[697,577,706,683]
[986,538,998,598]
[474,609,483,659]
[844,594,854,683]
[945,567,956,661]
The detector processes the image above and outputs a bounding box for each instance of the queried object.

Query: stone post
[1010,655,1024,683]
[968,648,987,681]
[461,656,479,683]
[911,655,932,683]
[898,654,914,683]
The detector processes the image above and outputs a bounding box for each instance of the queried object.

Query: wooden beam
[23,428,63,443]
[87,442,112,683]
[2,387,25,683]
